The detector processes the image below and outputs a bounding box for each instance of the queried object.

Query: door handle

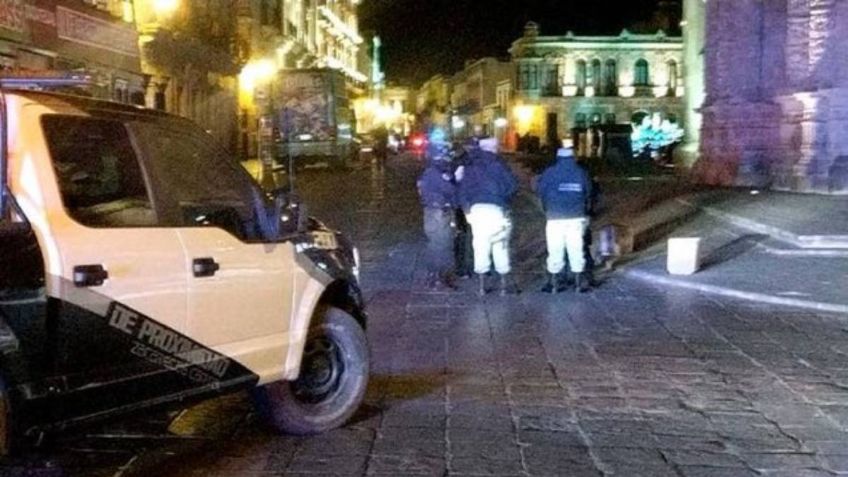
[193,258,220,278]
[73,264,109,288]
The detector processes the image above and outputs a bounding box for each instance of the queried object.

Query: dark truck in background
[274,68,357,168]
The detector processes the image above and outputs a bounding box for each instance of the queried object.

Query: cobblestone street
[5,155,848,477]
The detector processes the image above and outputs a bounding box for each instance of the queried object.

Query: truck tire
[254,307,369,435]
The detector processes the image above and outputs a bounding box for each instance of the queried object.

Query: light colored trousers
[466,204,512,275]
[546,217,589,274]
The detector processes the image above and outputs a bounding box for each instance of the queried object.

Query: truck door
[131,120,293,385]
[27,114,197,427]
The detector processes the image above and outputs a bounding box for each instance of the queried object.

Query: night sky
[359,0,671,86]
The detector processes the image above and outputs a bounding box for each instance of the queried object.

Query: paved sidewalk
[683,189,848,249]
[621,214,848,314]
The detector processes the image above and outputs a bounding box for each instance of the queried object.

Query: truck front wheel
[254,307,369,435]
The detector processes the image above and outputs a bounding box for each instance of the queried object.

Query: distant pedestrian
[417,142,458,290]
[373,126,389,169]
[458,137,520,296]
[536,141,594,293]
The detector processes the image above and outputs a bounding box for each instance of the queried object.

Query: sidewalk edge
[678,198,848,250]
[624,268,848,315]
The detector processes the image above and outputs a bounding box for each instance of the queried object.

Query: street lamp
[239,59,276,94]
[153,0,179,15]
[238,59,278,188]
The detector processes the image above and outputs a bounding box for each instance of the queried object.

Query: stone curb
[593,197,699,257]
[624,268,848,315]
[679,198,848,250]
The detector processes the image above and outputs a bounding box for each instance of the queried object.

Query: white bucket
[667,237,702,275]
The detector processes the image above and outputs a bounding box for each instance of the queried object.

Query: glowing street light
[452,116,466,130]
[153,0,179,15]
[494,117,509,128]
[239,59,277,93]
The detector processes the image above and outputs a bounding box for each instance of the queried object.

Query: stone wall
[696,0,848,193]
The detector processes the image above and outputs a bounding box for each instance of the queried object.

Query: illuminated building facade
[235,0,368,158]
[416,74,452,133]
[0,0,144,101]
[135,0,241,152]
[693,0,848,193]
[509,22,684,147]
[449,57,513,139]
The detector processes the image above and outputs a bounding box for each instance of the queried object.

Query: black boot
[441,272,459,290]
[561,271,576,289]
[477,274,487,296]
[540,273,559,294]
[499,274,520,296]
[576,272,591,293]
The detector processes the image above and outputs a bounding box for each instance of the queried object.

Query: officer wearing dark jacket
[418,143,458,290]
[457,138,519,296]
[536,142,594,293]
[449,144,474,278]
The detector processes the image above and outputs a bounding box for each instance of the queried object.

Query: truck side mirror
[267,188,305,238]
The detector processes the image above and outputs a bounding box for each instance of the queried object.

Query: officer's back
[537,149,593,219]
[459,148,517,209]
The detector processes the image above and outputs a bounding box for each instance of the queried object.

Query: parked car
[0,80,370,454]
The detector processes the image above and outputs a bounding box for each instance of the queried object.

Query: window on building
[42,116,156,228]
[605,113,616,125]
[543,65,559,95]
[575,113,587,128]
[575,60,587,92]
[631,111,649,125]
[667,60,679,92]
[591,59,602,91]
[518,65,530,90]
[635,59,650,86]
[154,90,166,111]
[519,63,539,90]
[604,60,617,96]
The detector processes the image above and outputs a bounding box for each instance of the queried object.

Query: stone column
[675,0,706,168]
[696,0,781,187]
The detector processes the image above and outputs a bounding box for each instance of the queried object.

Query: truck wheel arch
[317,280,367,330]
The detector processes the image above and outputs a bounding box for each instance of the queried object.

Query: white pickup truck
[0,80,369,454]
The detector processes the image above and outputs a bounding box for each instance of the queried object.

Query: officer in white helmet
[535,139,595,293]
[457,137,520,296]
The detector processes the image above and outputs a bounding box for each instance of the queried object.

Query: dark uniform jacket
[457,150,518,210]
[536,155,594,219]
[418,161,456,208]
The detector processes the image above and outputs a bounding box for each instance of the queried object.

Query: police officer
[458,137,519,296]
[449,142,474,278]
[417,141,458,290]
[536,141,594,293]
